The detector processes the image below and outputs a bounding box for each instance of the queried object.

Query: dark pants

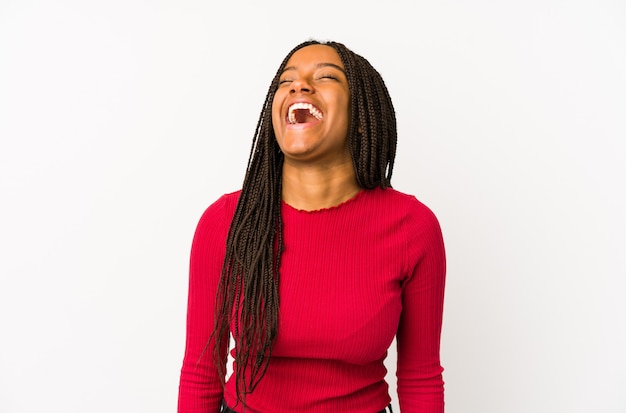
[221,401,393,413]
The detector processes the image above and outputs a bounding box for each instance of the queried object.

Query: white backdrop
[1,1,625,412]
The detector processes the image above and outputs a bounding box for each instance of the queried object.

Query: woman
[178,40,446,413]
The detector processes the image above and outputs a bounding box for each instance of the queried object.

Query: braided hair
[210,39,397,405]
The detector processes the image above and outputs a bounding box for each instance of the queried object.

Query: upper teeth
[288,102,323,124]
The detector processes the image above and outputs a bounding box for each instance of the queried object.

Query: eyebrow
[281,62,346,75]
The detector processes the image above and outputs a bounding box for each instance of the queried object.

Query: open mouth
[287,102,323,124]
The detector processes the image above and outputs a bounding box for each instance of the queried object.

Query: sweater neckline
[281,189,367,214]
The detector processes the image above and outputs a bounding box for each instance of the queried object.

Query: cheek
[339,94,351,122]
[338,98,351,133]
[271,98,284,132]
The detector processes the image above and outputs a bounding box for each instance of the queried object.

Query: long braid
[210,40,397,407]
[329,41,397,188]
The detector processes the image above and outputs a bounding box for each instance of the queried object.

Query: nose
[289,78,313,94]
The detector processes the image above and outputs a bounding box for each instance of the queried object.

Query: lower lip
[285,119,321,130]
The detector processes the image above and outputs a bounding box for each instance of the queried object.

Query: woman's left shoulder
[379,189,446,262]
[374,187,441,222]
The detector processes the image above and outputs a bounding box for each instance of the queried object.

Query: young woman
[178,40,446,413]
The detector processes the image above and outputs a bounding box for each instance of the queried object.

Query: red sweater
[178,187,446,412]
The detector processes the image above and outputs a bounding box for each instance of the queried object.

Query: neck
[281,159,361,211]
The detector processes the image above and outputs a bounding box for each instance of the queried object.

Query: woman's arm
[178,197,231,413]
[396,204,447,412]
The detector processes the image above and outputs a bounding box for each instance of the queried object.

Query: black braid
[209,39,397,407]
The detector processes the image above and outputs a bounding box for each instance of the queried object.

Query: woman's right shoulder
[195,190,241,230]
[209,190,241,213]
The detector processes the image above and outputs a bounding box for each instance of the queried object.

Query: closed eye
[317,74,338,81]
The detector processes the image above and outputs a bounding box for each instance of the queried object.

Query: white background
[1,1,625,412]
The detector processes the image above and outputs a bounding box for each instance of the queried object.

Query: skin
[272,45,361,211]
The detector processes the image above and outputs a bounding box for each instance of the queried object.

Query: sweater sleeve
[396,202,446,413]
[178,196,231,413]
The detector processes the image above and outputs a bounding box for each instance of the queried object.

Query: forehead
[284,44,344,69]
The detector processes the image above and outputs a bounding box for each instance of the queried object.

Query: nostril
[290,80,312,94]
[291,86,311,94]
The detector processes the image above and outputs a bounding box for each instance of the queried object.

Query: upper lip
[284,99,324,124]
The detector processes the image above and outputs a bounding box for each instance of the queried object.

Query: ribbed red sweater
[178,187,446,413]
